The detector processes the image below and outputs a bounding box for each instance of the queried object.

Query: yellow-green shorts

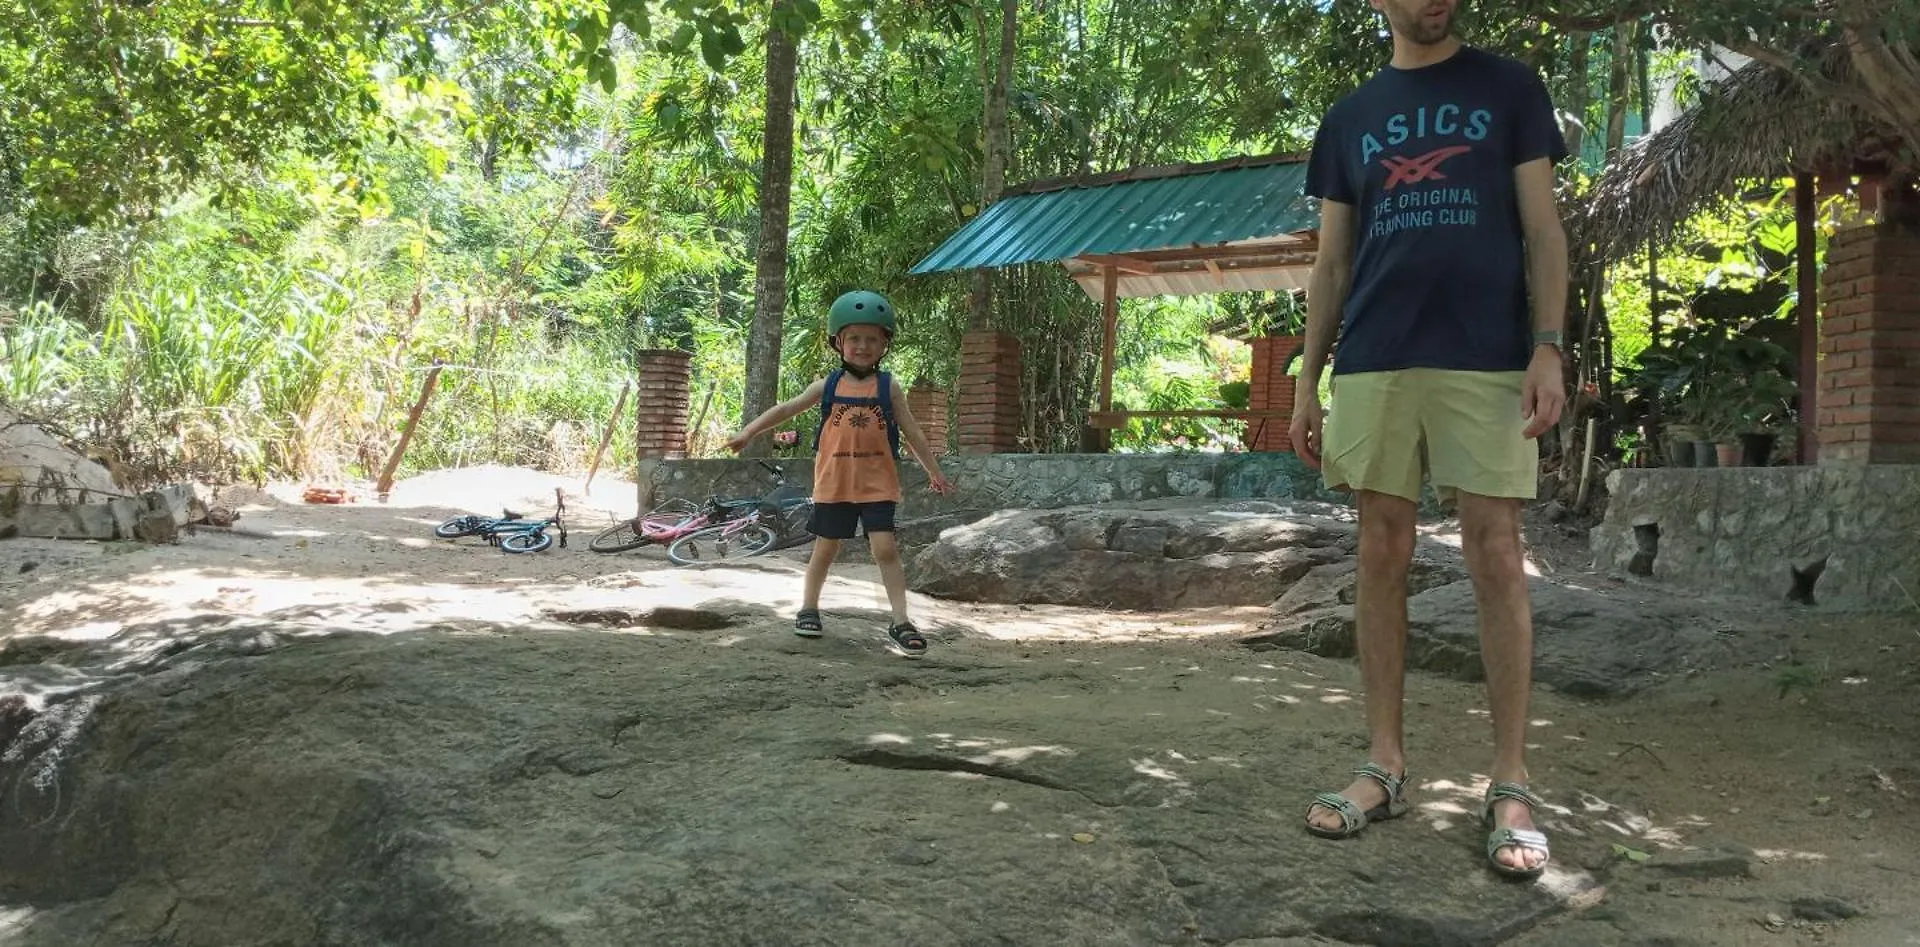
[1323,369,1536,505]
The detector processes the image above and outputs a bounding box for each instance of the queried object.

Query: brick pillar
[1246,335,1303,452]
[906,381,949,455]
[956,331,1023,453]
[634,349,692,459]
[1817,222,1920,464]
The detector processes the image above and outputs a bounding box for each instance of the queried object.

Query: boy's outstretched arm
[726,378,827,453]
[889,377,955,495]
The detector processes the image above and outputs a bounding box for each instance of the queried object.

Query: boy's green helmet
[828,290,897,337]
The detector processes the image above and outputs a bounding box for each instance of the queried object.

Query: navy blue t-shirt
[1306,47,1568,375]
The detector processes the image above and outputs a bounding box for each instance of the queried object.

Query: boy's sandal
[887,622,928,657]
[1303,762,1411,839]
[793,609,824,638]
[1482,782,1551,880]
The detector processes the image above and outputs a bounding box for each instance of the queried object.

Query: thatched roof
[1578,45,1901,263]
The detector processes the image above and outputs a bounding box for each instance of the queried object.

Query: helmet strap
[839,360,879,379]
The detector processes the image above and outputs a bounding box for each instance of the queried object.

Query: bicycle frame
[439,489,568,548]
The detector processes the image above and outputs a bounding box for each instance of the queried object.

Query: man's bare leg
[1308,489,1417,832]
[1456,491,1545,872]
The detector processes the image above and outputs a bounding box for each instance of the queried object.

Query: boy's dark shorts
[808,501,897,539]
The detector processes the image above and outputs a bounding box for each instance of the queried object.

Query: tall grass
[2,248,646,487]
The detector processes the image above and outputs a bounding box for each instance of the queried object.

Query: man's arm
[1514,156,1568,437]
[1514,157,1567,336]
[1298,199,1356,391]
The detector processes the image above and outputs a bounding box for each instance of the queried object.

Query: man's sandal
[887,621,928,658]
[793,609,824,638]
[1303,762,1411,839]
[1482,782,1551,880]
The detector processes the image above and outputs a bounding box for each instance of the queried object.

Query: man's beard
[1395,8,1453,45]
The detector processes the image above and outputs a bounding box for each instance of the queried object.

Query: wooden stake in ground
[585,380,631,491]
[376,363,443,501]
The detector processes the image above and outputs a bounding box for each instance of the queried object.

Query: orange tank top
[813,374,902,503]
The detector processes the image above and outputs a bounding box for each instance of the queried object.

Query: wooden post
[687,380,718,454]
[1095,265,1119,452]
[584,380,631,491]
[1794,170,1819,464]
[376,363,442,500]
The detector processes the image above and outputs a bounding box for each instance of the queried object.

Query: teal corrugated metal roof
[910,157,1317,275]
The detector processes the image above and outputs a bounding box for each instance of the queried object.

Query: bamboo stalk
[1575,417,1599,512]
[376,364,442,500]
[584,380,631,491]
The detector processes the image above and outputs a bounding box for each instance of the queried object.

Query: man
[1287,0,1569,879]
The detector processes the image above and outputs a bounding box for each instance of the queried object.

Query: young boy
[726,290,955,657]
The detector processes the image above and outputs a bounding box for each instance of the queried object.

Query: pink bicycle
[587,461,812,554]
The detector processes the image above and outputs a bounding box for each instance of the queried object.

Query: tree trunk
[968,0,1017,333]
[740,6,801,456]
[1562,31,1592,162]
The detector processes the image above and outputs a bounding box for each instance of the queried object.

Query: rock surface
[1248,578,1722,698]
[0,616,1611,947]
[910,501,1365,608]
[0,407,123,503]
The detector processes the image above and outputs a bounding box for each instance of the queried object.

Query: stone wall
[637,452,1353,518]
[1590,466,1920,610]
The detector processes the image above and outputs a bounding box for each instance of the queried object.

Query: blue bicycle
[432,489,569,554]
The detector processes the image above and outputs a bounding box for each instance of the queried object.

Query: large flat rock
[1247,578,1722,698]
[909,501,1366,608]
[0,618,1609,946]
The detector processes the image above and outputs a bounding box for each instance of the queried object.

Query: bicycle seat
[501,508,525,519]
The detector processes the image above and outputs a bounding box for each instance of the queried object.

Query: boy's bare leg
[868,532,910,624]
[1308,489,1417,832]
[1455,491,1545,873]
[803,538,840,611]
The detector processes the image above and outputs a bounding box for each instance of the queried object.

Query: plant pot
[1715,442,1742,467]
[1739,432,1776,467]
[1664,439,1694,468]
[1692,440,1718,468]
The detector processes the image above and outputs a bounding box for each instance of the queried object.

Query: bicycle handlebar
[756,459,784,479]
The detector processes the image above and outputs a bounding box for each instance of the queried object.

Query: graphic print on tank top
[827,402,887,457]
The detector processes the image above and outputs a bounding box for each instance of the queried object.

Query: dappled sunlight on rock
[1131,758,1184,783]
[1755,848,1830,864]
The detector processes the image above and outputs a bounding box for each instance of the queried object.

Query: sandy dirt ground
[0,465,1914,946]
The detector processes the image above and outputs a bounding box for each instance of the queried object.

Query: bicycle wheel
[589,519,648,553]
[500,531,554,554]
[666,523,777,565]
[434,516,485,539]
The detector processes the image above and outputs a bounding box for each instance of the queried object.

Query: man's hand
[724,432,750,454]
[1521,347,1566,439]
[1289,397,1325,470]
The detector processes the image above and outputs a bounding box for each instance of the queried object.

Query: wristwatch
[1533,330,1564,353]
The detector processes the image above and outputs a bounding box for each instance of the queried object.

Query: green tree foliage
[0,0,1894,484]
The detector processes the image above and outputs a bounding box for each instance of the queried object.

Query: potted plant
[1729,371,1797,468]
